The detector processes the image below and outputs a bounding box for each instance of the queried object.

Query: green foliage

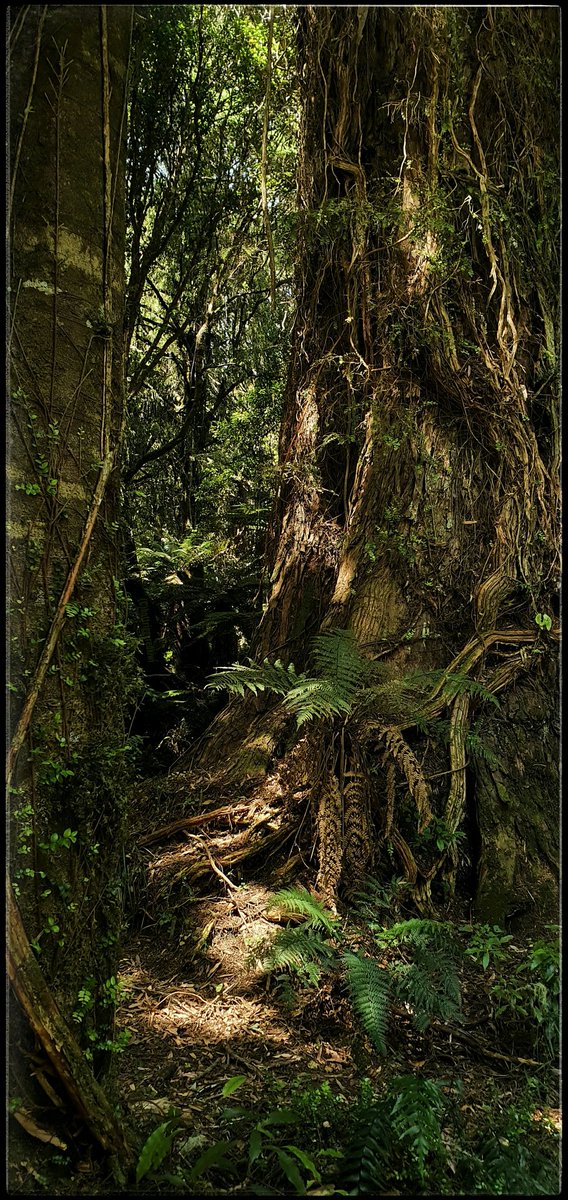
[125,3,296,615]
[136,1114,181,1183]
[189,1141,236,1184]
[206,657,301,700]
[469,1137,559,1195]
[373,916,455,950]
[460,922,513,970]
[194,1082,322,1195]
[339,1106,390,1195]
[256,927,336,987]
[267,887,339,934]
[457,1078,561,1195]
[222,1075,247,1099]
[464,726,499,766]
[392,953,461,1032]
[535,611,552,631]
[342,952,391,1055]
[417,815,465,853]
[490,930,559,1056]
[339,1074,447,1193]
[208,628,372,726]
[390,1075,446,1179]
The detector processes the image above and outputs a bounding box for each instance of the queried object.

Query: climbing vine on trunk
[194,6,559,920]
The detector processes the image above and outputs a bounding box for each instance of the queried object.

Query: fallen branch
[138,802,249,846]
[434,1020,541,1068]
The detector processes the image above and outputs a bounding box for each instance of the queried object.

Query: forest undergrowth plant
[460,921,513,969]
[183,1075,322,1195]
[207,628,373,726]
[339,1071,560,1195]
[251,887,463,1053]
[453,1075,561,1196]
[489,928,560,1057]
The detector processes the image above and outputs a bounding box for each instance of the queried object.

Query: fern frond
[374,917,456,950]
[258,927,336,978]
[465,730,499,766]
[443,672,500,707]
[351,876,411,925]
[339,1106,391,1195]
[310,628,370,696]
[477,1137,559,1195]
[391,944,462,1031]
[405,667,500,709]
[206,657,302,698]
[343,952,391,1055]
[391,963,431,1031]
[266,887,338,934]
[381,726,433,832]
[389,1075,445,1177]
[284,676,352,726]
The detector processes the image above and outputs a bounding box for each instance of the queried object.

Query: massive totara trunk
[198,7,559,926]
[8,1,133,1110]
[150,9,557,936]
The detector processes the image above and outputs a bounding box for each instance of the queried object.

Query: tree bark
[201,7,560,922]
[8,1,133,1131]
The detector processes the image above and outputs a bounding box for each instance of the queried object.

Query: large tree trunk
[200,7,559,923]
[8,1,133,1110]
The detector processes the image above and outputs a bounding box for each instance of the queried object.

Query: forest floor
[8,781,561,1196]
[11,880,560,1196]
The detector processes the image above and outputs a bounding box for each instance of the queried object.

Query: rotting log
[6,879,132,1174]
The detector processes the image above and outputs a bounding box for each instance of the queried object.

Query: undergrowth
[129,884,559,1195]
[134,1070,560,1195]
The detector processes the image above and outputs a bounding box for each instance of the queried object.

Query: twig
[204,846,239,892]
[6,452,117,790]
[223,1043,264,1078]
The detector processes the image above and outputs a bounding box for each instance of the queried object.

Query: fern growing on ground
[375,918,462,1031]
[339,1074,446,1193]
[266,887,339,934]
[389,1074,446,1178]
[256,891,463,1052]
[342,952,391,1055]
[250,888,340,989]
[339,1104,391,1195]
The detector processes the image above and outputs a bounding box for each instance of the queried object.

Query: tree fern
[343,952,391,1055]
[339,1105,391,1195]
[266,887,339,934]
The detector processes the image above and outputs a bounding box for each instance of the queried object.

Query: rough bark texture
[200,7,559,924]
[8,3,133,1080]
